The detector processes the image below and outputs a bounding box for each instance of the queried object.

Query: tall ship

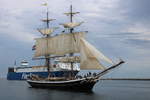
[27,4,125,91]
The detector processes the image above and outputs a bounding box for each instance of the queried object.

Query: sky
[0,0,150,78]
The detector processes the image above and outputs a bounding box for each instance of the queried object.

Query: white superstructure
[14,60,79,73]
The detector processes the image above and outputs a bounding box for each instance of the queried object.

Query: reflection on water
[0,79,150,100]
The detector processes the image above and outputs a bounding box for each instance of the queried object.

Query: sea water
[0,79,150,100]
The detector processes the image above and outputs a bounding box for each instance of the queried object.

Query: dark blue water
[0,79,150,100]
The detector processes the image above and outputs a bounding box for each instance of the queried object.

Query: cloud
[0,0,125,44]
[0,0,150,45]
[90,0,150,50]
[119,0,150,22]
[118,0,150,43]
[119,22,150,48]
[0,9,38,43]
[1,0,150,77]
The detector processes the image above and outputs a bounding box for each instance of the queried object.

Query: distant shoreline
[101,78,150,81]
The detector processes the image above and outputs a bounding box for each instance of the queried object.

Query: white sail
[80,38,113,70]
[34,32,85,57]
[60,22,84,28]
[37,27,58,35]
[80,38,113,64]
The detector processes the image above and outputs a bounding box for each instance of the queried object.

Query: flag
[42,3,48,6]
[32,45,36,50]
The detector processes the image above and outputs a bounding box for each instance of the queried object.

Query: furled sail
[34,32,85,57]
[60,22,84,28]
[42,18,55,22]
[64,12,80,16]
[58,56,80,63]
[37,27,58,35]
[80,38,113,70]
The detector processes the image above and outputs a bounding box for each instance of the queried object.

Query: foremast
[38,3,56,73]
[45,5,50,73]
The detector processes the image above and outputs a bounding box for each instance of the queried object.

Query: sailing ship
[27,4,125,91]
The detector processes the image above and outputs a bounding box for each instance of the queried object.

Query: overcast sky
[0,0,150,78]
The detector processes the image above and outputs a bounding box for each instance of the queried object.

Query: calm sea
[0,79,150,100]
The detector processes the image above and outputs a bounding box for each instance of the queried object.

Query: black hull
[27,78,98,91]
[27,61,125,92]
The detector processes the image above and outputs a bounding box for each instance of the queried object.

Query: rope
[95,60,125,79]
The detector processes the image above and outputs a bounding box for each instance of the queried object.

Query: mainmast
[46,8,49,28]
[70,5,74,77]
[69,5,74,77]
[69,5,73,57]
[63,5,80,77]
[70,5,73,33]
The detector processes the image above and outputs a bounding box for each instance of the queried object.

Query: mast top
[39,2,57,36]
[41,2,55,29]
[64,5,80,18]
[62,5,82,31]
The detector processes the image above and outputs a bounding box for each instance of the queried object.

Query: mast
[45,6,50,73]
[70,5,73,33]
[40,2,55,73]
[65,5,80,77]
[70,5,74,77]
[69,5,73,56]
[65,5,75,77]
[46,8,49,29]
[61,5,83,77]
